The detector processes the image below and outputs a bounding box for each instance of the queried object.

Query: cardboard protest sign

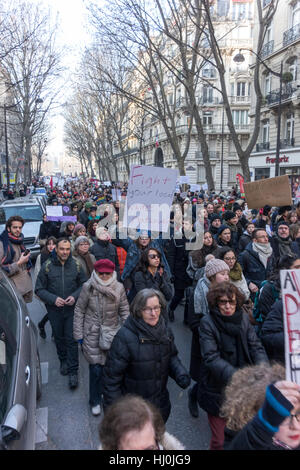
[123,165,177,233]
[244,175,292,209]
[281,269,300,383]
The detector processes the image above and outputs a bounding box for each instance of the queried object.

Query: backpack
[252,280,279,325]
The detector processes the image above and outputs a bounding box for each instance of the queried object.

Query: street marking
[35,407,48,444]
[41,362,48,384]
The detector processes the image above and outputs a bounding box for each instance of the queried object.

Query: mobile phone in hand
[23,249,30,256]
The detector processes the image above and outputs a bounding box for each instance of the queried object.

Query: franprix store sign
[266,156,289,164]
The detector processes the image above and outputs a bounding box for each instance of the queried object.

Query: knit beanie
[205,258,230,279]
[74,223,86,235]
[74,235,89,248]
[223,210,236,221]
[217,224,230,237]
[210,214,222,222]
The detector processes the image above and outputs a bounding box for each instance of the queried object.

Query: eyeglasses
[142,306,161,314]
[218,299,237,306]
[224,257,236,262]
[148,254,160,259]
[282,413,300,426]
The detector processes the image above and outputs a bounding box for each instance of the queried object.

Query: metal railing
[113,147,139,159]
[230,96,251,104]
[283,23,300,47]
[256,142,270,152]
[280,137,295,148]
[261,40,274,58]
[266,83,297,105]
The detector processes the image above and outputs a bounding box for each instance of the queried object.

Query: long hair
[190,231,217,268]
[135,247,163,274]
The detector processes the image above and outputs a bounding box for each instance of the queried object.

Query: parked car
[0,269,42,450]
[0,197,45,259]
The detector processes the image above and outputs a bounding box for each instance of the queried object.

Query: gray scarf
[252,242,273,268]
[194,276,211,316]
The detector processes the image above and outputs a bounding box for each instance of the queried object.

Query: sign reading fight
[123,165,177,233]
[281,269,300,384]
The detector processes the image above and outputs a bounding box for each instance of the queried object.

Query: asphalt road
[28,296,211,450]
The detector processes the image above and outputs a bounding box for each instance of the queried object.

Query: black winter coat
[102,315,190,422]
[198,311,268,416]
[238,233,252,253]
[134,270,173,301]
[35,252,87,315]
[292,238,300,257]
[165,235,194,290]
[260,300,284,364]
[238,243,271,290]
[90,240,120,279]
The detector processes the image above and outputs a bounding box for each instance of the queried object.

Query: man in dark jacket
[238,222,255,253]
[269,222,298,271]
[238,229,273,300]
[35,238,87,389]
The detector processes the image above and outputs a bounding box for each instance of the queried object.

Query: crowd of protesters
[1,177,300,450]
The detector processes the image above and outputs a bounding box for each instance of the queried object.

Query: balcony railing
[256,142,270,152]
[195,151,220,160]
[266,84,297,105]
[113,147,139,159]
[203,123,250,133]
[283,23,300,47]
[199,96,220,105]
[230,96,251,104]
[261,40,274,58]
[280,137,295,148]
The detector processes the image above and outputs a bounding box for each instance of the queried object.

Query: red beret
[94,259,115,273]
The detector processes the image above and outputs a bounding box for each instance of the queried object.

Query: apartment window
[292,1,300,27]
[203,112,213,126]
[237,82,246,96]
[286,112,295,141]
[232,110,249,125]
[218,0,230,17]
[203,85,213,103]
[262,120,270,143]
[265,22,272,44]
[232,2,247,20]
[289,58,298,81]
[264,73,272,95]
[168,93,174,105]
[198,165,215,183]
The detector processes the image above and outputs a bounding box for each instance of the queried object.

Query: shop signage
[266,156,289,164]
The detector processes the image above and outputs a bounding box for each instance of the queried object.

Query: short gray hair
[130,289,167,319]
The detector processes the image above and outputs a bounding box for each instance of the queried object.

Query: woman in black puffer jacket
[102,288,190,422]
[198,282,268,450]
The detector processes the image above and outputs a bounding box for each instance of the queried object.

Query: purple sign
[47,216,77,222]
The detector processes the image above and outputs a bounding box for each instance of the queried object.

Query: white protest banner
[190,184,201,192]
[113,188,122,201]
[46,206,62,218]
[281,269,300,383]
[179,175,190,185]
[202,183,208,191]
[124,165,177,233]
[103,181,111,187]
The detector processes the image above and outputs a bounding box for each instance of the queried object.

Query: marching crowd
[1,179,300,451]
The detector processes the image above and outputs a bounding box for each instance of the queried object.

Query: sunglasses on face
[148,254,160,259]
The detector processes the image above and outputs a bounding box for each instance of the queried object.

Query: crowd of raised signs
[2,177,300,450]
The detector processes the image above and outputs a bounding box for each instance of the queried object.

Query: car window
[2,205,43,222]
[0,275,18,423]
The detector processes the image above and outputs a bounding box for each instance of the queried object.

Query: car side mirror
[0,404,27,449]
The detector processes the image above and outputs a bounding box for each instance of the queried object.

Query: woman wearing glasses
[133,248,173,317]
[216,247,250,300]
[73,259,130,416]
[102,288,190,422]
[198,282,268,450]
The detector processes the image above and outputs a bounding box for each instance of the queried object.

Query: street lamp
[233,49,283,177]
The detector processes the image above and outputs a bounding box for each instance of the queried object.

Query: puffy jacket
[116,246,127,276]
[73,274,129,365]
[90,240,120,279]
[102,315,190,422]
[260,300,284,364]
[238,242,271,289]
[35,252,87,314]
[198,310,268,416]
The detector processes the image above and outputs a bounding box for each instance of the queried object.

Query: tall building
[249,0,300,193]
[110,0,254,190]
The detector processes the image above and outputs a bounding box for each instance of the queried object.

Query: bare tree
[0,1,63,183]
